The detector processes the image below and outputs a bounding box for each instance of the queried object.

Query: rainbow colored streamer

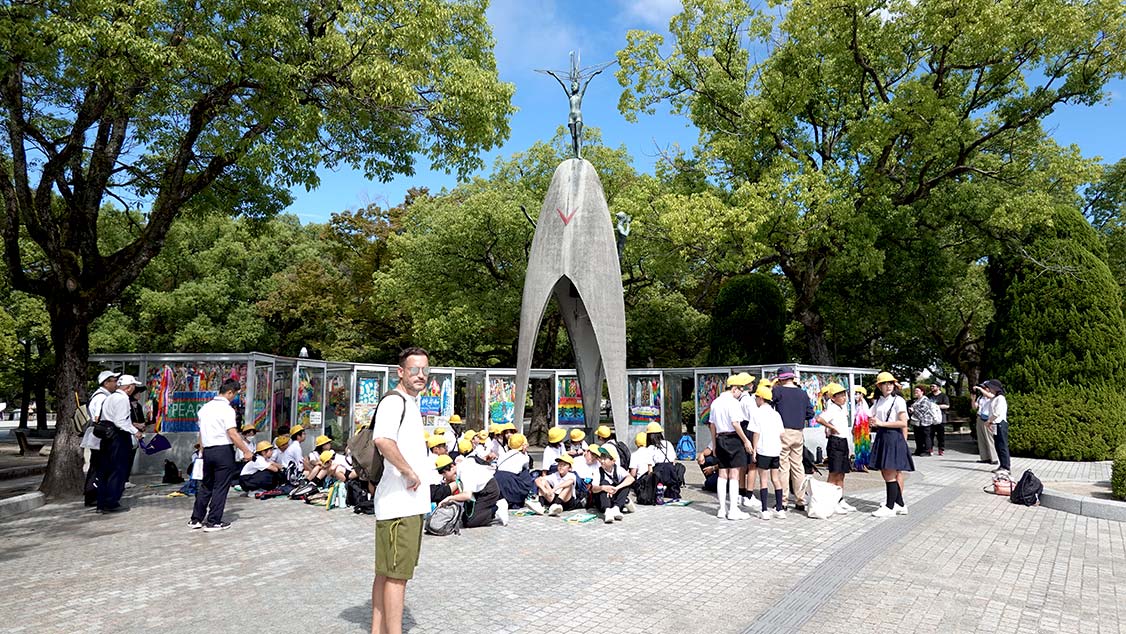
[853,402,872,469]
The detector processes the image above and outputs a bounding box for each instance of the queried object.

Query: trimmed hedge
[1113,444,1126,501]
[1008,387,1126,461]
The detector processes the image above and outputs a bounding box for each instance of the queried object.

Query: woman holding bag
[972,385,998,465]
[980,380,1010,475]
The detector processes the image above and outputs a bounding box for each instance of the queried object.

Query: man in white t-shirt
[83,370,118,507]
[189,379,254,532]
[371,347,432,634]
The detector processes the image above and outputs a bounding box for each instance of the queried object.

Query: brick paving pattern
[0,440,1121,634]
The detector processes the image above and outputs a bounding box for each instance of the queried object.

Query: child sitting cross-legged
[434,454,509,528]
[589,445,635,524]
[527,454,583,516]
[239,441,283,492]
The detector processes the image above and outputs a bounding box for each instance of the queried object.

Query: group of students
[701,370,922,521]
[420,421,685,526]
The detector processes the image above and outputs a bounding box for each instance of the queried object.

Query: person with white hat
[95,374,144,513]
[82,370,119,507]
[869,372,913,518]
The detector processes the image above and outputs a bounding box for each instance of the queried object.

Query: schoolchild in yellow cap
[238,440,283,492]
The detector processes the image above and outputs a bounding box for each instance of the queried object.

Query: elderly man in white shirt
[189,379,253,532]
[95,374,144,513]
[83,370,118,507]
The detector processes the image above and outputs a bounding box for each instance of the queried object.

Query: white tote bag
[802,476,842,519]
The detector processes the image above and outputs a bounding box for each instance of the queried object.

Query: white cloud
[486,0,581,76]
[617,0,682,29]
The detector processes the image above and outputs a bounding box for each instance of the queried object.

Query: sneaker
[773,509,787,520]
[124,482,135,489]
[872,506,897,518]
[717,506,727,519]
[624,500,636,514]
[525,497,545,515]
[938,449,944,456]
[603,513,615,524]
[203,522,231,532]
[727,508,751,521]
[759,509,772,520]
[894,504,908,516]
[188,519,203,530]
[496,499,509,526]
[614,509,624,521]
[232,485,243,492]
[548,503,563,516]
[794,503,806,512]
[836,502,855,514]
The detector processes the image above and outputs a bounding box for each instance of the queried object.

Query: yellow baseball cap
[458,438,472,454]
[586,443,600,454]
[555,454,574,466]
[476,430,489,441]
[435,455,453,470]
[290,425,304,436]
[461,429,476,440]
[241,425,258,433]
[254,441,273,453]
[319,449,335,464]
[854,386,868,396]
[570,429,586,442]
[274,434,291,450]
[755,385,773,401]
[726,372,754,387]
[490,424,505,434]
[596,445,619,461]
[547,427,566,444]
[823,382,847,397]
[501,422,517,432]
[448,414,462,424]
[508,433,527,450]
[634,432,647,448]
[645,422,663,434]
[434,427,447,436]
[314,435,332,448]
[595,425,612,439]
[427,435,446,449]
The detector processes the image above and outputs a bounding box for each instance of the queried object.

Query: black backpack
[1010,470,1043,506]
[612,440,631,470]
[634,472,658,505]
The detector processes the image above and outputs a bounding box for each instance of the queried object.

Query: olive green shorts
[374,514,423,580]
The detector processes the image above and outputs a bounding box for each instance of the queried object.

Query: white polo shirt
[371,390,431,521]
[709,391,742,434]
[197,396,236,447]
[240,455,272,476]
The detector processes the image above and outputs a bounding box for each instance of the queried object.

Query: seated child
[589,445,635,524]
[697,445,720,493]
[496,433,531,474]
[307,449,353,487]
[565,428,588,457]
[629,432,652,479]
[455,438,471,461]
[471,430,490,460]
[428,434,450,459]
[434,454,509,528]
[304,434,334,477]
[527,454,582,516]
[239,441,283,492]
[542,427,567,472]
[178,443,204,495]
[494,433,535,508]
[235,424,257,471]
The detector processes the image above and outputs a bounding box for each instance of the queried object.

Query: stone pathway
[0,441,1121,634]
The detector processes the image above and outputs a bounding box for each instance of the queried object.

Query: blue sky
[285,0,1126,223]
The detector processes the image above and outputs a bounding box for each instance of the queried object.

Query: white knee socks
[728,478,740,511]
[717,476,728,513]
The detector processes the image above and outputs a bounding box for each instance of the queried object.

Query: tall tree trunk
[795,303,833,365]
[530,378,552,446]
[40,304,90,498]
[17,340,30,430]
[34,380,47,433]
[782,254,834,365]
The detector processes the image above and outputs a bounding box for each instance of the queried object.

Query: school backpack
[425,503,463,536]
[162,460,184,484]
[1010,470,1043,506]
[612,440,632,470]
[801,476,841,519]
[676,434,696,460]
[634,472,658,505]
[347,391,406,486]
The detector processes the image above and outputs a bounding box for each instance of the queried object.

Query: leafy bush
[1112,444,1126,501]
[707,274,786,365]
[950,395,972,418]
[1008,386,1126,461]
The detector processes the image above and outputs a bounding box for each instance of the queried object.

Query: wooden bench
[13,430,43,456]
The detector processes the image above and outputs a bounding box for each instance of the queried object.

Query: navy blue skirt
[871,428,915,472]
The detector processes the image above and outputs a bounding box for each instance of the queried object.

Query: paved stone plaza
[2,440,1123,634]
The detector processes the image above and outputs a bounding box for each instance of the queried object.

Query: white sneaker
[548,503,563,516]
[773,509,787,519]
[727,508,751,521]
[614,509,624,521]
[894,504,908,516]
[872,505,897,518]
[124,482,135,489]
[624,500,636,514]
[717,506,727,519]
[759,509,772,520]
[837,501,855,514]
[603,513,615,524]
[524,497,546,515]
[496,499,509,526]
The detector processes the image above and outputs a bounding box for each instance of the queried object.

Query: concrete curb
[0,491,46,519]
[1041,487,1126,522]
[0,464,48,480]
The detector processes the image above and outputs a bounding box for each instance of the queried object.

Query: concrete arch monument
[513,158,628,437]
